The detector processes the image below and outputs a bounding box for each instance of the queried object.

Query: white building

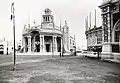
[22,8,75,55]
[0,38,12,55]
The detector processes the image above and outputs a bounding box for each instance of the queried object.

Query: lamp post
[11,2,16,71]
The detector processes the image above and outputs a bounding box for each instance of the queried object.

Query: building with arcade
[21,8,76,55]
[85,0,120,59]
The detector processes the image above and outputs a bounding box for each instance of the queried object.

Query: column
[101,15,104,43]
[50,39,52,52]
[107,13,111,42]
[52,36,54,52]
[22,36,26,52]
[55,36,57,52]
[61,37,63,53]
[119,36,120,53]
[53,36,57,52]
[42,35,45,52]
[27,36,31,52]
[40,35,42,52]
[33,36,35,52]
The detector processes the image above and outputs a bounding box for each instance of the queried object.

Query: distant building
[0,38,12,55]
[85,26,102,52]
[85,0,120,59]
[70,36,76,52]
[22,8,75,54]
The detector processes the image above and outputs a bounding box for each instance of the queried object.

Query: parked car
[76,50,82,56]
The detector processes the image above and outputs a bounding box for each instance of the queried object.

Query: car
[76,50,82,56]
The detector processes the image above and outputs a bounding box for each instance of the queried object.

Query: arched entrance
[35,35,40,52]
[112,19,120,42]
[25,37,28,52]
[115,21,120,42]
[44,36,52,52]
[112,19,120,52]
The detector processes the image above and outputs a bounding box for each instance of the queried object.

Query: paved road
[0,55,120,83]
[0,54,52,64]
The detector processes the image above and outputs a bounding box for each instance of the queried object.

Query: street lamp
[11,2,16,71]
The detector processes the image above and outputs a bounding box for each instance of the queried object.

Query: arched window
[115,21,120,42]
[115,22,120,31]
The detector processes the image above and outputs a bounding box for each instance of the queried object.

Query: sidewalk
[102,59,120,64]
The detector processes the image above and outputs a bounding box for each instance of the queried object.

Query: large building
[85,0,120,59]
[22,8,75,55]
[85,26,102,52]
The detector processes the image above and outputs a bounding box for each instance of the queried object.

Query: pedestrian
[60,52,61,57]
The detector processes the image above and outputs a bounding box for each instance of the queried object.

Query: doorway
[46,44,50,52]
[36,45,40,52]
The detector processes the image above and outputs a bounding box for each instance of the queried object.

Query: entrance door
[36,45,40,52]
[46,44,50,52]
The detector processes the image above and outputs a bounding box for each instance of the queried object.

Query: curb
[101,59,120,64]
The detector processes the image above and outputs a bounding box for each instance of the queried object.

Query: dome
[44,8,52,14]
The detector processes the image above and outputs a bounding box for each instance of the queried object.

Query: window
[46,17,47,21]
[115,31,120,42]
[48,17,49,22]
[97,31,102,44]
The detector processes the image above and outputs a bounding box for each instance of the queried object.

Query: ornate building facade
[85,26,102,52]
[22,8,75,54]
[85,0,120,59]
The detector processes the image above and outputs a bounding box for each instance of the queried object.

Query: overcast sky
[0,0,103,49]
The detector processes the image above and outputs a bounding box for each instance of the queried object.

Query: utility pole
[11,2,16,71]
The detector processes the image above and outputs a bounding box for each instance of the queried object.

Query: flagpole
[95,9,96,27]
[85,18,86,31]
[89,12,91,30]
[11,2,16,71]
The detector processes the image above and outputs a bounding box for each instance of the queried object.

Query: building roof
[85,26,102,35]
[22,27,63,36]
[40,28,63,35]
[99,0,119,8]
[102,0,119,4]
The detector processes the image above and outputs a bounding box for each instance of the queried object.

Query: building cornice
[85,26,102,35]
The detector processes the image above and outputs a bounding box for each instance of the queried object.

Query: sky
[0,0,103,49]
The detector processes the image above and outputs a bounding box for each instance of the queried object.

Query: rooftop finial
[65,20,67,25]
[24,24,26,29]
[60,19,62,30]
[33,20,36,25]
